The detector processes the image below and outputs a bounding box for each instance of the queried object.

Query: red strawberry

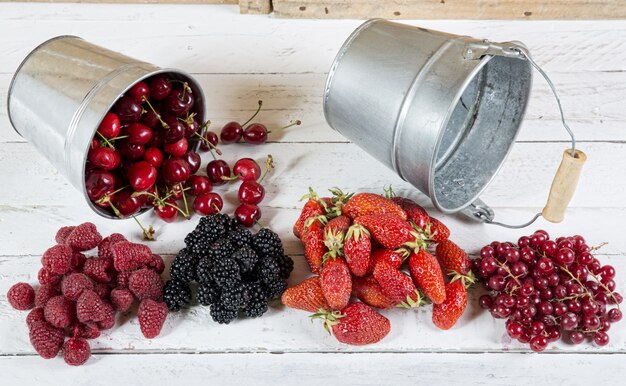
[302,218,327,274]
[314,302,390,345]
[322,215,351,259]
[391,196,430,229]
[294,188,328,239]
[323,215,351,236]
[341,193,406,221]
[372,261,420,307]
[408,250,446,304]
[435,240,471,276]
[281,276,329,312]
[354,214,414,249]
[367,248,406,274]
[432,280,467,330]
[353,276,395,309]
[426,217,450,243]
[343,224,371,277]
[320,258,352,310]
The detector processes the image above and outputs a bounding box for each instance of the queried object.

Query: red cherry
[118,140,145,160]
[234,204,261,227]
[186,175,212,196]
[141,106,162,129]
[143,147,164,168]
[149,75,172,101]
[91,138,99,150]
[163,137,188,157]
[88,147,121,171]
[193,192,223,215]
[184,118,200,138]
[164,87,194,116]
[128,81,150,102]
[181,151,201,174]
[206,160,231,185]
[97,113,121,138]
[220,121,243,144]
[238,180,265,205]
[85,170,115,201]
[155,199,178,222]
[127,161,157,190]
[166,184,184,200]
[145,129,164,148]
[113,95,143,123]
[243,123,268,144]
[126,123,153,145]
[200,131,219,151]
[232,158,261,181]
[161,158,191,185]
[162,116,185,144]
[112,190,142,217]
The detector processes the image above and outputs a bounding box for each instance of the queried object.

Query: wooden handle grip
[542,149,587,223]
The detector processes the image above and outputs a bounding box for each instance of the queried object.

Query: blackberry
[184,230,203,249]
[227,227,253,249]
[163,279,191,311]
[191,238,212,260]
[232,246,258,274]
[251,228,284,258]
[263,277,288,300]
[196,257,212,283]
[210,303,238,324]
[169,249,198,283]
[209,258,241,287]
[243,282,268,318]
[196,214,230,242]
[206,238,236,261]
[197,280,220,306]
[275,254,294,279]
[220,283,250,311]
[256,256,281,285]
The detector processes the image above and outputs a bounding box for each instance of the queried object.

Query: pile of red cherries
[474,230,621,352]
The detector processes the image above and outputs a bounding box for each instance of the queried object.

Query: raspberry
[97,233,127,261]
[83,256,115,283]
[97,302,116,330]
[116,270,133,288]
[61,273,94,301]
[65,222,102,251]
[93,282,112,300]
[26,307,45,328]
[71,321,101,339]
[63,337,91,366]
[41,244,73,275]
[38,267,61,286]
[55,226,75,244]
[76,290,108,323]
[112,241,152,272]
[35,284,60,308]
[29,320,65,359]
[70,252,87,270]
[147,254,165,274]
[111,288,134,312]
[7,282,35,310]
[129,268,163,301]
[138,299,168,339]
[44,295,75,328]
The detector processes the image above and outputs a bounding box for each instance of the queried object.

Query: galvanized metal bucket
[7,36,205,218]
[324,19,533,222]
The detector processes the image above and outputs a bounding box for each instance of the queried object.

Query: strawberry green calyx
[304,214,328,229]
[327,187,353,218]
[383,185,395,199]
[449,270,476,288]
[310,308,345,335]
[404,228,430,253]
[397,290,423,309]
[394,247,412,262]
[346,224,370,242]
[323,228,345,261]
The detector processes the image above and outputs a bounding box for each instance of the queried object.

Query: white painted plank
[1,72,626,144]
[0,4,626,74]
[2,352,624,386]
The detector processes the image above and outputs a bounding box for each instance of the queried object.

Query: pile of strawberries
[282,188,473,345]
[6,223,168,366]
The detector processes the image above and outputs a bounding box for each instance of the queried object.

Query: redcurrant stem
[268,120,301,134]
[495,259,521,287]
[178,183,190,218]
[241,100,263,127]
[588,271,620,311]
[557,264,594,300]
[258,154,274,183]
[141,96,168,128]
[96,131,114,149]
[590,242,608,252]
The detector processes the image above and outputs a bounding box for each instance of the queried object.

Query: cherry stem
[178,183,190,219]
[163,201,189,217]
[242,100,263,127]
[267,120,301,134]
[131,214,154,241]
[221,174,241,182]
[141,96,168,128]
[108,135,129,142]
[211,203,222,213]
[258,154,274,183]
[96,131,114,149]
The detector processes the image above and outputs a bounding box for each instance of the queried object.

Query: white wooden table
[1,4,625,384]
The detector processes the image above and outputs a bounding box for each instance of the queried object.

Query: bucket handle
[460,42,587,228]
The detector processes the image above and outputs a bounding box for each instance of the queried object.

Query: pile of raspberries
[5,222,167,366]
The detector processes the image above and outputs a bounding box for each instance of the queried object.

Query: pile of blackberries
[164,214,293,324]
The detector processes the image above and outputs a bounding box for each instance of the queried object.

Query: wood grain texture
[273,0,626,19]
[239,0,272,14]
